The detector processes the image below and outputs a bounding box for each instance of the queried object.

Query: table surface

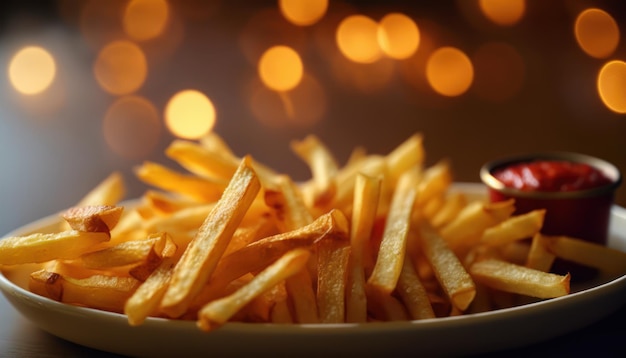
[1,291,625,357]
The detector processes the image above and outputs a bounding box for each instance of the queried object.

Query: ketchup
[493,160,613,192]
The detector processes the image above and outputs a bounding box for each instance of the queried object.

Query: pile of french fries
[2,132,626,331]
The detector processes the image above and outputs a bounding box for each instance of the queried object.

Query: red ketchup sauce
[493,160,613,192]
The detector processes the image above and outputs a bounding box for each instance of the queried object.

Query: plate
[1,183,626,357]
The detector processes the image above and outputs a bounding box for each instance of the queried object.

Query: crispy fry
[264,174,313,232]
[385,133,424,184]
[317,239,351,323]
[30,269,140,312]
[166,139,239,180]
[291,135,339,207]
[440,199,515,251]
[285,269,319,323]
[197,248,311,331]
[470,258,570,299]
[135,161,228,203]
[541,234,626,275]
[429,191,467,229]
[525,234,556,272]
[125,258,176,326]
[346,173,381,323]
[161,156,261,318]
[396,256,436,320]
[367,168,419,294]
[420,224,476,311]
[481,210,546,246]
[208,209,349,293]
[0,231,110,265]
[62,205,124,234]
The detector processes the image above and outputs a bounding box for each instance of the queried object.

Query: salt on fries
[2,132,626,332]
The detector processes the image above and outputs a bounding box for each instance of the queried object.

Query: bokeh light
[426,46,474,97]
[377,13,420,60]
[336,15,382,64]
[123,0,170,41]
[279,0,328,26]
[471,42,525,102]
[574,8,620,59]
[597,60,626,114]
[479,0,525,26]
[258,45,304,92]
[103,96,161,159]
[239,7,307,66]
[94,40,148,95]
[165,90,216,139]
[8,46,57,95]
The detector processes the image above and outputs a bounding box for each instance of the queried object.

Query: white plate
[1,183,626,357]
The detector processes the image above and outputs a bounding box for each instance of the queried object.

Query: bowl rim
[480,151,622,199]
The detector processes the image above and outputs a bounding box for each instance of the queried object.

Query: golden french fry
[416,159,452,207]
[166,139,239,180]
[285,269,319,323]
[208,209,349,293]
[384,133,424,184]
[142,204,214,234]
[470,258,570,299]
[396,256,435,320]
[76,171,126,207]
[80,232,174,269]
[525,234,556,272]
[481,210,546,246]
[328,154,386,215]
[541,235,626,275]
[420,224,476,311]
[0,231,110,265]
[440,199,515,251]
[317,239,351,323]
[346,173,381,323]
[366,286,409,321]
[223,214,277,257]
[125,258,176,326]
[135,161,228,203]
[141,190,203,215]
[30,269,140,313]
[161,156,261,318]
[62,205,124,234]
[264,174,313,232]
[429,191,467,229]
[197,248,311,331]
[291,135,339,207]
[367,168,419,294]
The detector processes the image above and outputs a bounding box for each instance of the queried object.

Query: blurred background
[1,0,625,234]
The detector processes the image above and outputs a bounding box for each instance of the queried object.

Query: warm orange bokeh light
[472,42,525,102]
[123,0,170,41]
[8,46,56,95]
[479,0,525,26]
[258,45,304,92]
[165,90,216,139]
[598,60,626,114]
[94,40,148,95]
[103,95,161,159]
[426,47,474,97]
[279,0,328,26]
[377,13,420,60]
[575,8,620,59]
[336,15,382,64]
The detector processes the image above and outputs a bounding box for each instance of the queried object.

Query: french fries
[2,131,625,332]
